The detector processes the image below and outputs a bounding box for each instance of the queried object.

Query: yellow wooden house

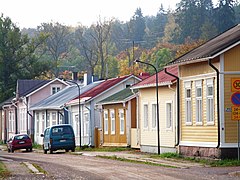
[166,24,240,158]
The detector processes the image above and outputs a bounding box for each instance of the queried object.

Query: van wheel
[44,150,47,154]
[50,149,53,154]
[71,148,75,152]
[11,149,14,153]
[65,149,69,152]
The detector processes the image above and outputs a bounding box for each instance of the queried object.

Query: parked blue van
[41,124,76,154]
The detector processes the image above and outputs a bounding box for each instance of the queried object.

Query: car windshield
[14,135,29,140]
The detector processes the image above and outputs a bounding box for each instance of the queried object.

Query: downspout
[164,68,180,146]
[208,59,220,148]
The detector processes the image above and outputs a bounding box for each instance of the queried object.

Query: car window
[14,135,29,140]
[52,127,72,136]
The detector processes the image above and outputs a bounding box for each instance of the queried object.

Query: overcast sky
[1,0,218,29]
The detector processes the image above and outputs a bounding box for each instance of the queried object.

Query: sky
[1,0,218,29]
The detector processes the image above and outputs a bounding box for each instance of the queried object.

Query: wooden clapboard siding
[139,85,176,148]
[224,45,240,143]
[180,62,218,144]
[224,44,240,71]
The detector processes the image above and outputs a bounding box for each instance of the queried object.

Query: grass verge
[0,161,11,178]
[97,155,177,168]
[151,152,240,167]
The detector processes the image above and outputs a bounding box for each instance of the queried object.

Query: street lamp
[134,59,160,155]
[68,80,81,148]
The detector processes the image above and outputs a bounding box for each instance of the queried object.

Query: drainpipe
[164,68,180,146]
[208,59,220,148]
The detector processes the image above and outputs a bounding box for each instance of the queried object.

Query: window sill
[185,122,193,126]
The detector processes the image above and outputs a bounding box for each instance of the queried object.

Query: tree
[37,22,73,78]
[214,0,236,33]
[0,14,49,101]
[87,19,113,79]
[75,25,98,77]
[129,8,146,43]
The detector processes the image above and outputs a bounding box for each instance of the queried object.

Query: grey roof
[0,97,15,109]
[167,24,240,66]
[30,81,102,111]
[17,79,50,97]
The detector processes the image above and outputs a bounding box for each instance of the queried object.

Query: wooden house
[165,24,240,158]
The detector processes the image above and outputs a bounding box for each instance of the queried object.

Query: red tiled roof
[80,75,131,99]
[133,66,178,88]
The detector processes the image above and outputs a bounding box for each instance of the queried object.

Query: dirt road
[1,150,240,180]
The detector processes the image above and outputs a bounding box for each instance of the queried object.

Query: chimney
[72,72,78,81]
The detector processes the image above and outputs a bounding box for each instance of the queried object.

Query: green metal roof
[97,87,137,105]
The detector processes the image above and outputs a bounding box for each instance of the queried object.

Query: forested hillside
[0,0,240,102]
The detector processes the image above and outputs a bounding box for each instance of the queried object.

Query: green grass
[97,155,177,168]
[32,163,47,174]
[0,161,11,178]
[32,143,43,149]
[150,152,240,167]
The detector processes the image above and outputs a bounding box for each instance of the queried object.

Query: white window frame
[36,112,39,134]
[41,113,45,133]
[51,85,61,95]
[84,112,89,136]
[110,109,115,134]
[104,110,108,134]
[166,101,173,130]
[119,109,124,135]
[20,108,26,132]
[206,78,214,125]
[9,111,15,133]
[52,112,57,126]
[152,104,157,129]
[185,81,192,125]
[195,80,203,125]
[75,114,79,137]
[143,103,148,129]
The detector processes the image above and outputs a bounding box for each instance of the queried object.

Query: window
[152,104,157,129]
[119,109,124,134]
[104,110,108,134]
[51,86,61,95]
[36,113,39,134]
[47,113,50,127]
[166,102,172,129]
[206,78,214,124]
[59,114,63,124]
[195,80,202,124]
[20,108,26,131]
[75,114,79,137]
[185,81,192,125]
[110,109,115,134]
[9,111,15,132]
[84,113,89,136]
[42,114,45,133]
[52,112,57,126]
[143,104,148,129]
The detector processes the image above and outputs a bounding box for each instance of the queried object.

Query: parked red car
[7,134,32,153]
